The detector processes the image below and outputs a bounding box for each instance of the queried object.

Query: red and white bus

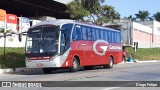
[25,19,122,74]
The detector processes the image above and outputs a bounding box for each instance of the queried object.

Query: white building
[138,20,160,47]
[105,19,160,48]
[132,22,152,48]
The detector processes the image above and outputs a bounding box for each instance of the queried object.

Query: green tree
[66,0,120,25]
[66,1,89,20]
[76,0,105,11]
[74,0,105,22]
[153,12,160,21]
[93,5,120,25]
[135,10,150,21]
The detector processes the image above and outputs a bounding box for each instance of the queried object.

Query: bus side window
[96,28,100,40]
[100,29,104,40]
[111,31,114,43]
[104,30,108,42]
[107,31,111,43]
[112,31,116,43]
[81,26,87,40]
[87,27,94,41]
[92,28,96,40]
[75,25,82,40]
[72,25,82,41]
[117,32,121,43]
[115,32,118,43]
[72,26,76,41]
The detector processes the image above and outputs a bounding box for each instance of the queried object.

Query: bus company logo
[93,40,108,56]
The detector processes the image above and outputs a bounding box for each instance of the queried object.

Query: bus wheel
[43,68,52,74]
[70,57,80,72]
[103,57,114,68]
[84,66,93,70]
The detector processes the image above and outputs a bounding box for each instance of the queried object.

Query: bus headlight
[49,56,55,61]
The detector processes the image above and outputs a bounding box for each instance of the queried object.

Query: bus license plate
[37,63,43,67]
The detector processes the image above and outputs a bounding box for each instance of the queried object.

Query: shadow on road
[6,66,110,75]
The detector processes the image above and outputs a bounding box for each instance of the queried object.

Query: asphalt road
[0,62,160,90]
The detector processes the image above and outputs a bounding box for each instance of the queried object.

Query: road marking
[101,87,120,90]
[100,82,136,90]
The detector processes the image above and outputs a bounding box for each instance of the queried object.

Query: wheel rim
[73,60,78,69]
[110,59,113,67]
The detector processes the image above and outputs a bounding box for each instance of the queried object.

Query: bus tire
[84,66,93,70]
[42,68,52,74]
[70,57,80,72]
[103,57,114,68]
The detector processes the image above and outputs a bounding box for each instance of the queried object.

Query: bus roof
[75,22,120,32]
[31,19,74,28]
[31,19,120,32]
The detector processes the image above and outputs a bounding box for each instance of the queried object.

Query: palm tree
[135,10,150,21]
[153,12,160,22]
[124,15,136,21]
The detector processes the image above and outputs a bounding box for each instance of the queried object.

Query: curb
[0,67,39,74]
[136,60,159,63]
[119,60,159,64]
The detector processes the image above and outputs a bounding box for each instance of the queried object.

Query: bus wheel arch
[70,55,80,72]
[74,55,80,65]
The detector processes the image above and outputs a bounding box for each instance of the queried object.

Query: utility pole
[3,14,6,64]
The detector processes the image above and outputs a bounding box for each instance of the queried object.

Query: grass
[126,47,160,60]
[0,48,25,69]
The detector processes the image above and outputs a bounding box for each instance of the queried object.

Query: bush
[0,48,25,69]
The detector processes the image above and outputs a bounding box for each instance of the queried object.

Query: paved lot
[0,62,160,90]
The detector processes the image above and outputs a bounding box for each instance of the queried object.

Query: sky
[104,0,160,18]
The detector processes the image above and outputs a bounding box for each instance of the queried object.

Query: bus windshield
[26,25,59,57]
